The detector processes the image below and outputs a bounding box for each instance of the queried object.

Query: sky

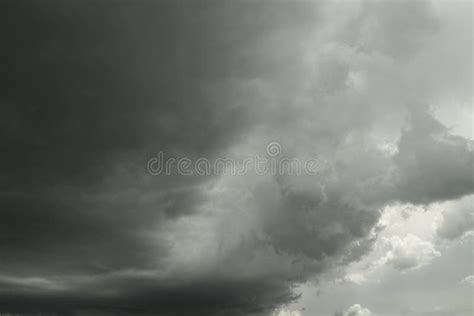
[0,0,472,315]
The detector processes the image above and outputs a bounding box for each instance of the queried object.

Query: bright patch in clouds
[273,308,302,316]
[460,275,474,286]
[377,234,440,271]
[339,304,375,316]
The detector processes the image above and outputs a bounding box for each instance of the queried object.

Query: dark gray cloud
[392,109,474,204]
[0,273,298,316]
[0,1,321,314]
[0,0,472,315]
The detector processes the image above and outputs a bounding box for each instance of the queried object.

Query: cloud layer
[0,0,472,315]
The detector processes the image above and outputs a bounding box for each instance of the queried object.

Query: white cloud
[339,304,375,316]
[273,308,303,316]
[377,234,440,271]
[460,275,474,286]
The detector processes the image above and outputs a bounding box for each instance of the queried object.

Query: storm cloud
[0,0,472,315]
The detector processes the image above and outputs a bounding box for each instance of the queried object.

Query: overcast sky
[0,0,472,315]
